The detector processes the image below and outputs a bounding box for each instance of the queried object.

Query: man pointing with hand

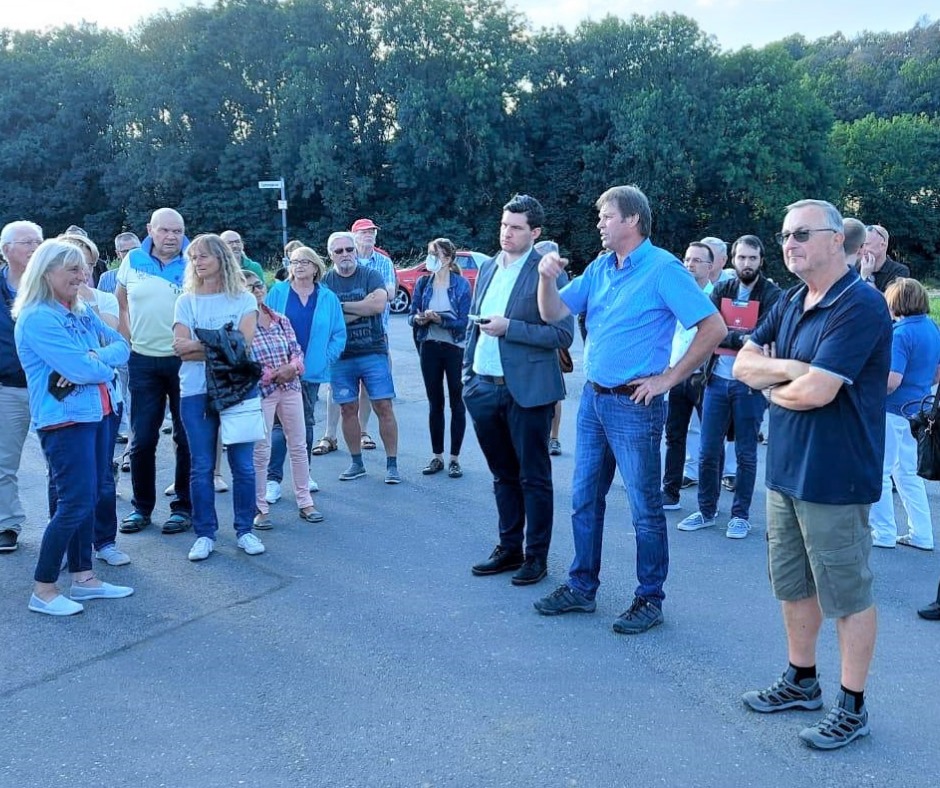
[533,184,726,634]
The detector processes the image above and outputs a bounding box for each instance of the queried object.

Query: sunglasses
[248,281,266,291]
[774,228,837,246]
[330,246,356,255]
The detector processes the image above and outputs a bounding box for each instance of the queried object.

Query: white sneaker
[265,480,282,504]
[188,536,215,561]
[95,544,131,566]
[308,477,319,493]
[214,474,229,493]
[164,482,175,496]
[237,532,265,555]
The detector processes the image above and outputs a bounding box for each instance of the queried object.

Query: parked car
[391,251,489,314]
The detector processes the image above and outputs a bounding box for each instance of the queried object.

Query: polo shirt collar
[787,265,861,311]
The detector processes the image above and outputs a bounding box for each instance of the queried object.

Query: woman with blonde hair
[263,246,345,499]
[172,234,261,561]
[14,240,132,615]
[871,277,940,550]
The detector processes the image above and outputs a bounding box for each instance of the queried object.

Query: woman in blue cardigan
[264,247,346,501]
[13,240,133,616]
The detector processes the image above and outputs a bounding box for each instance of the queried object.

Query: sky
[4,0,935,50]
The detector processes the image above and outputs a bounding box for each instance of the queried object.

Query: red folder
[716,298,759,356]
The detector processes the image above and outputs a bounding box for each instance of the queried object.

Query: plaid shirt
[250,304,305,398]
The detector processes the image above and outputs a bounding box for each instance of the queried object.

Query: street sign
[258,180,282,189]
[277,200,288,210]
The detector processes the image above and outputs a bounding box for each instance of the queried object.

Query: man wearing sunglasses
[734,199,892,750]
[859,223,909,293]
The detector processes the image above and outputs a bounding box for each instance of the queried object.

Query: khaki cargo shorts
[766,489,874,619]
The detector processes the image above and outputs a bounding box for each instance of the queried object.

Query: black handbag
[903,394,940,480]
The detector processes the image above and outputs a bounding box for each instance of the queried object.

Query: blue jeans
[128,352,191,517]
[698,377,765,520]
[568,383,668,603]
[268,381,319,483]
[36,422,104,582]
[180,394,255,539]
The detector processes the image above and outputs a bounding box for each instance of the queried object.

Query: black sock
[789,663,817,684]
[839,685,864,713]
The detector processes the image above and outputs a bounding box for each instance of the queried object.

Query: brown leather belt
[478,374,506,385]
[591,381,640,396]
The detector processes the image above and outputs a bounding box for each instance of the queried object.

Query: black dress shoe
[918,601,940,620]
[471,545,524,576]
[511,557,547,586]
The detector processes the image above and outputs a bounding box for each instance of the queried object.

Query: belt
[478,374,506,385]
[591,381,639,396]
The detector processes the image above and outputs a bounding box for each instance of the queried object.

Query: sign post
[258,178,288,254]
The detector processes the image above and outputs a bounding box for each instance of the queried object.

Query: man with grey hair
[323,231,400,484]
[859,223,910,292]
[734,198,891,750]
[0,220,43,553]
[701,236,735,285]
[221,230,264,281]
[116,208,193,536]
[97,232,142,295]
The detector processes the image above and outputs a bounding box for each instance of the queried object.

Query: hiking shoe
[662,491,681,511]
[726,517,752,539]
[612,596,664,634]
[384,466,402,485]
[798,692,870,750]
[95,544,131,566]
[548,438,562,456]
[677,511,717,531]
[339,463,366,481]
[742,669,823,713]
[188,537,215,562]
[680,476,697,488]
[264,480,282,504]
[533,584,596,615]
[237,533,265,555]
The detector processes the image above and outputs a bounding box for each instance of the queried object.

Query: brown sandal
[311,436,338,456]
[360,432,377,450]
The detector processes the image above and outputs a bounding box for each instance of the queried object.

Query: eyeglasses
[248,281,266,291]
[775,228,837,246]
[866,225,887,242]
[683,257,709,265]
[10,239,42,247]
[116,247,138,256]
[291,258,317,266]
[330,246,356,255]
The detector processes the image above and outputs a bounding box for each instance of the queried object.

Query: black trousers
[419,340,466,456]
[463,375,554,560]
[662,377,702,498]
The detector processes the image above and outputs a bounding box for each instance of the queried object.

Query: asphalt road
[2,317,938,788]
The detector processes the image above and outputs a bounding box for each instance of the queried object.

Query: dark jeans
[663,378,702,497]
[128,351,191,517]
[180,394,255,539]
[463,376,554,560]
[36,422,104,582]
[419,339,466,456]
[268,381,319,483]
[699,377,765,520]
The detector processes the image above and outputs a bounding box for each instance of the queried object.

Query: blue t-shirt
[559,240,716,387]
[750,268,892,504]
[285,286,318,355]
[885,314,940,416]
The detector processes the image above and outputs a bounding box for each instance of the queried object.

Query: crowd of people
[1,186,939,752]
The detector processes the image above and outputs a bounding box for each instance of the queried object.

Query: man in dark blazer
[463,194,574,586]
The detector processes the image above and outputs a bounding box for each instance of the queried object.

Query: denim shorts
[330,354,396,404]
[766,489,874,618]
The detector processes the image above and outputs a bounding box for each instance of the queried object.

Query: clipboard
[716,298,758,356]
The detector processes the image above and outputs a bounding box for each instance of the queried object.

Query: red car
[391,251,489,314]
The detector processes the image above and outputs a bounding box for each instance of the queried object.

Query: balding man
[221,230,264,280]
[0,220,43,553]
[859,224,909,292]
[116,208,193,536]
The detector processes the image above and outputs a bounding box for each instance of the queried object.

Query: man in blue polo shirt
[116,208,193,536]
[533,184,726,633]
[734,199,892,750]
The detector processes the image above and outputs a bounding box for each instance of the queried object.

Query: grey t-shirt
[323,266,386,357]
[174,292,257,396]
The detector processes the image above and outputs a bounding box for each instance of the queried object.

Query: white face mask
[425,254,443,274]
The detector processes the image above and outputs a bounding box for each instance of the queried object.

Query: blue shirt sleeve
[658,264,716,330]
[890,323,912,376]
[559,263,594,316]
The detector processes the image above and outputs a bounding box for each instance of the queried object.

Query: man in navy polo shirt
[734,199,891,750]
[533,184,726,633]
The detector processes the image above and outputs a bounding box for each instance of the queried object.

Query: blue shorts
[330,354,396,404]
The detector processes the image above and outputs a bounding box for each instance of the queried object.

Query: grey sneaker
[677,511,717,531]
[742,669,824,713]
[612,596,664,634]
[384,466,402,485]
[533,584,596,615]
[726,517,751,539]
[798,691,870,750]
[95,544,131,566]
[339,463,366,481]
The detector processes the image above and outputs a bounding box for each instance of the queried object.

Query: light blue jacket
[265,281,346,383]
[14,301,129,430]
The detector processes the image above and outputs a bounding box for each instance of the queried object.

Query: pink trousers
[254,387,313,514]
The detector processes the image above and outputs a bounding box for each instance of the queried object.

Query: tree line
[1,0,937,281]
